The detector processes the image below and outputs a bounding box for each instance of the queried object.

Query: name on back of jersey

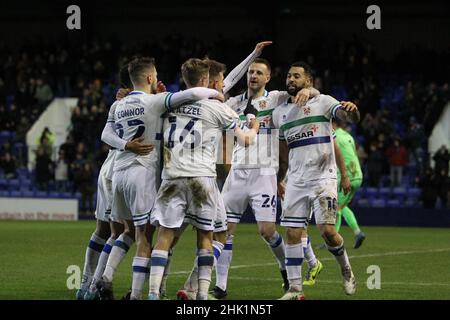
[174,104,202,116]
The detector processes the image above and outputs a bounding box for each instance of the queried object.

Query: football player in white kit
[77,65,154,300]
[211,58,319,299]
[273,62,360,300]
[148,58,260,300]
[95,57,225,300]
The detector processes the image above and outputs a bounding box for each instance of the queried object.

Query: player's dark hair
[119,62,132,89]
[290,61,314,79]
[203,58,227,80]
[252,58,271,73]
[128,57,156,86]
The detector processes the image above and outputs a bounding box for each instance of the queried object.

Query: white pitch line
[170,247,450,275]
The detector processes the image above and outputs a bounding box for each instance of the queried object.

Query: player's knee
[286,227,303,244]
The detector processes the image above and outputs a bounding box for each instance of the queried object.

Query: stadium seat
[0,190,9,197]
[19,179,31,191]
[0,178,6,190]
[408,187,421,198]
[9,190,22,197]
[371,198,386,208]
[7,179,20,191]
[35,191,48,198]
[366,187,378,200]
[379,187,391,198]
[48,191,61,198]
[386,199,401,208]
[356,198,370,208]
[61,192,73,199]
[393,187,407,201]
[22,190,35,198]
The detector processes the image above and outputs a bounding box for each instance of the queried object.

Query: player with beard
[273,62,360,299]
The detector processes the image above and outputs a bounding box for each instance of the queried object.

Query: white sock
[184,256,199,292]
[160,249,173,296]
[102,233,134,283]
[302,236,318,268]
[197,249,214,300]
[285,243,303,292]
[212,240,224,266]
[131,256,150,300]
[215,235,233,291]
[183,242,222,293]
[263,231,286,270]
[327,241,351,271]
[89,236,115,291]
[81,233,105,291]
[149,250,168,296]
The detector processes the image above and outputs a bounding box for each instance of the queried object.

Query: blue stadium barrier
[35,191,48,198]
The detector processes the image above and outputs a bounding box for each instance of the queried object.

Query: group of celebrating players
[75,40,366,301]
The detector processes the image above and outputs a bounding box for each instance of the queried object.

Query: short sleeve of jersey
[321,95,342,120]
[215,103,240,130]
[272,108,285,141]
[107,100,119,123]
[143,92,172,115]
[224,95,241,112]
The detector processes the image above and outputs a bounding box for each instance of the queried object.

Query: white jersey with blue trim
[113,90,172,172]
[162,98,240,179]
[226,90,289,170]
[272,94,342,182]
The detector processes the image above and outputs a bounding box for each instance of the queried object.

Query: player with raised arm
[148,58,260,300]
[95,57,224,300]
[210,57,318,299]
[273,61,360,300]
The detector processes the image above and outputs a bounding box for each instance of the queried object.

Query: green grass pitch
[0,220,449,300]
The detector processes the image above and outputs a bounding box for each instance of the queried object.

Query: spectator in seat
[386,138,409,187]
[0,152,17,179]
[76,162,95,216]
[35,147,53,191]
[35,78,54,106]
[435,169,450,208]
[367,142,384,187]
[55,150,69,192]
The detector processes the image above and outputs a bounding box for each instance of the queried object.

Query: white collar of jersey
[241,89,269,101]
[128,90,146,96]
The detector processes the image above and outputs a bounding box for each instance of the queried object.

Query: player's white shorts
[111,164,157,227]
[281,178,337,228]
[213,193,227,233]
[151,177,219,231]
[95,164,120,223]
[222,168,277,224]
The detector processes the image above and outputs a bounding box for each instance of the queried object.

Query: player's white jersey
[162,99,239,179]
[113,91,172,172]
[226,90,289,170]
[272,94,342,182]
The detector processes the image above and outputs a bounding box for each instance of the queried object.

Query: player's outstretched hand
[116,88,130,100]
[293,88,311,106]
[210,92,225,102]
[340,101,358,112]
[125,137,154,155]
[340,175,351,195]
[277,181,286,201]
[156,81,167,93]
[255,41,273,56]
